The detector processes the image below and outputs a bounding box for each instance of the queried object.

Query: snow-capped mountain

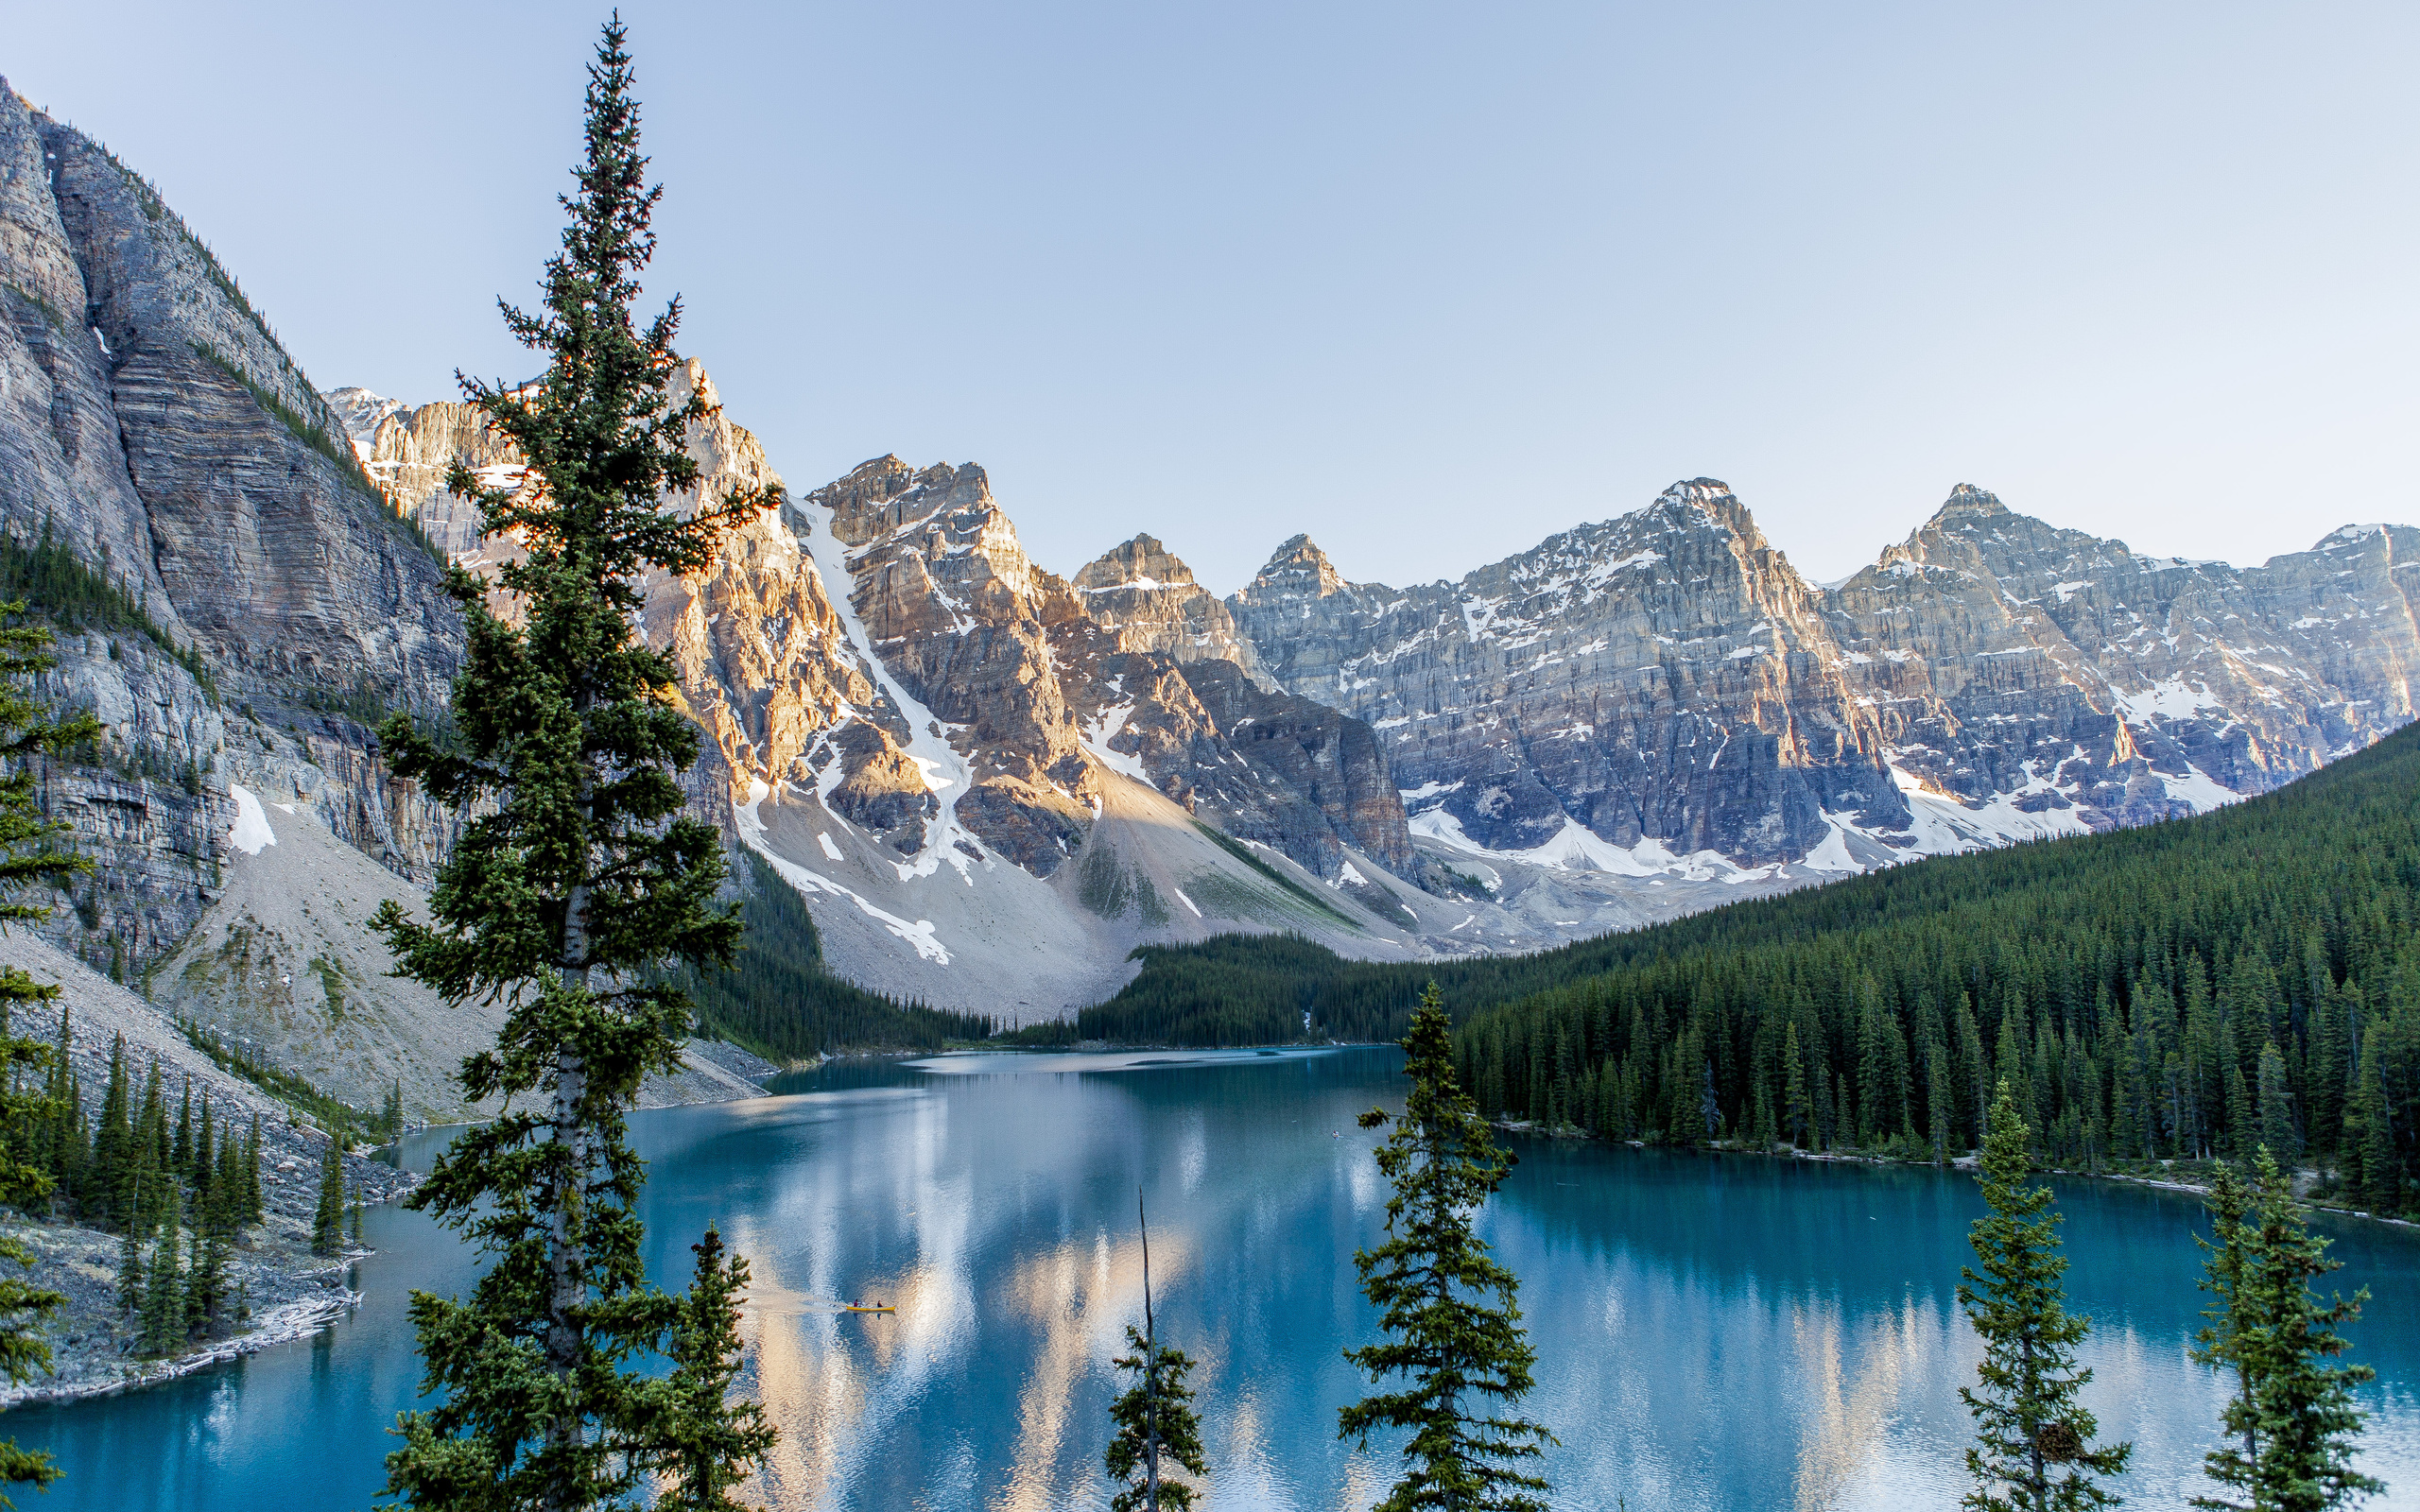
[636,445,1559,1015]
[1229,479,2420,896]
[8,72,2417,1022]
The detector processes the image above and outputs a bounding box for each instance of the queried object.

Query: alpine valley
[6,77,2418,1054]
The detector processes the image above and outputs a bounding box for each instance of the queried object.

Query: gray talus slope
[147,790,767,1119]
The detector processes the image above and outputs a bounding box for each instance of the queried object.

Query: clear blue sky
[9,3,2415,593]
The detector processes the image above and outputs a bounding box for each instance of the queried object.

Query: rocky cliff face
[330,388,518,556]
[792,455,1410,883]
[1233,478,2420,880]
[1072,534,1269,684]
[1232,480,1912,868]
[0,80,463,978]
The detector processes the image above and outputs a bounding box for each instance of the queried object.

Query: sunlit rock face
[358,389,1419,891]
[1233,477,2420,874]
[1071,533,1270,686]
[333,391,516,556]
[1231,480,1911,866]
[795,455,1409,881]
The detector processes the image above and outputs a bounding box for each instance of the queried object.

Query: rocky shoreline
[0,929,780,1410]
[1,1208,379,1409]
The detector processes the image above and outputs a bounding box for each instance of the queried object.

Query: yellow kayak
[841,1304,896,1314]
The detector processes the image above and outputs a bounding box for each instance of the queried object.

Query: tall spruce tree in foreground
[1340,984,1553,1512]
[1105,1194,1205,1512]
[0,607,98,1504]
[651,1226,776,1510]
[1959,1081,2131,1511]
[372,19,770,1510]
[2192,1149,2380,1512]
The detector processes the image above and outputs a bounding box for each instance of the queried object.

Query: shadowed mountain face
[0,80,463,980]
[1230,479,2420,875]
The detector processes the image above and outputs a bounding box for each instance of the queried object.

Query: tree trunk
[544,708,596,1512]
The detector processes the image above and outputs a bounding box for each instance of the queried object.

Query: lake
[14,1046,2419,1510]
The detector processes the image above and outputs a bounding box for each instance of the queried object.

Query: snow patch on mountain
[2116,678,2227,721]
[228,784,277,856]
[735,782,951,963]
[1080,702,1147,780]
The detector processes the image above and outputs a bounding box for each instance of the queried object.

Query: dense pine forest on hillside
[681,852,994,1059]
[1056,724,2420,1215]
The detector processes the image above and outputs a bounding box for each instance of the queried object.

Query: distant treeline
[1061,723,2420,1216]
[678,851,995,1059]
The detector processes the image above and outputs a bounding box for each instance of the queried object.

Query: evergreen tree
[114,1190,145,1314]
[93,1035,130,1226]
[141,1195,183,1358]
[38,1008,79,1213]
[2257,1045,2299,1160]
[244,1114,264,1226]
[651,1227,777,1510]
[1108,1329,1204,1512]
[2349,1043,2396,1213]
[213,1120,246,1238]
[1958,1082,2130,1510]
[311,1131,344,1257]
[0,605,97,1504]
[1104,1194,1204,1512]
[1340,984,1553,1512]
[2195,1150,2382,1511]
[2192,1162,2259,1503]
[1929,1037,1956,1164]
[182,1219,211,1339]
[370,21,767,1510]
[190,1095,214,1206]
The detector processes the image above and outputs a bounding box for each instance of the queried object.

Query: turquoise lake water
[14,1045,2419,1509]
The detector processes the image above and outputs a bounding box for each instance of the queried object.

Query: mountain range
[5,77,2414,1049]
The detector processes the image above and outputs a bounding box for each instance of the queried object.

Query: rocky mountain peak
[1073,533,1198,591]
[1934,482,2009,519]
[1071,534,1266,685]
[810,455,996,553]
[1644,476,1773,552]
[1246,534,1350,601]
[323,387,404,452]
[1657,476,1735,507]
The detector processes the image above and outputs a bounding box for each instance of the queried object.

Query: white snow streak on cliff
[794,507,981,885]
[734,782,950,964]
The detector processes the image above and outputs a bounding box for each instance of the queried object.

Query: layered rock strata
[1232,479,2420,873]
[0,81,464,976]
[1071,534,1270,684]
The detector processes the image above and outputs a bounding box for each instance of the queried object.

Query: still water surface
[16,1046,2420,1509]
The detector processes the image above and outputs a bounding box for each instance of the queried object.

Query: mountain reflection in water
[15,1046,2419,1510]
